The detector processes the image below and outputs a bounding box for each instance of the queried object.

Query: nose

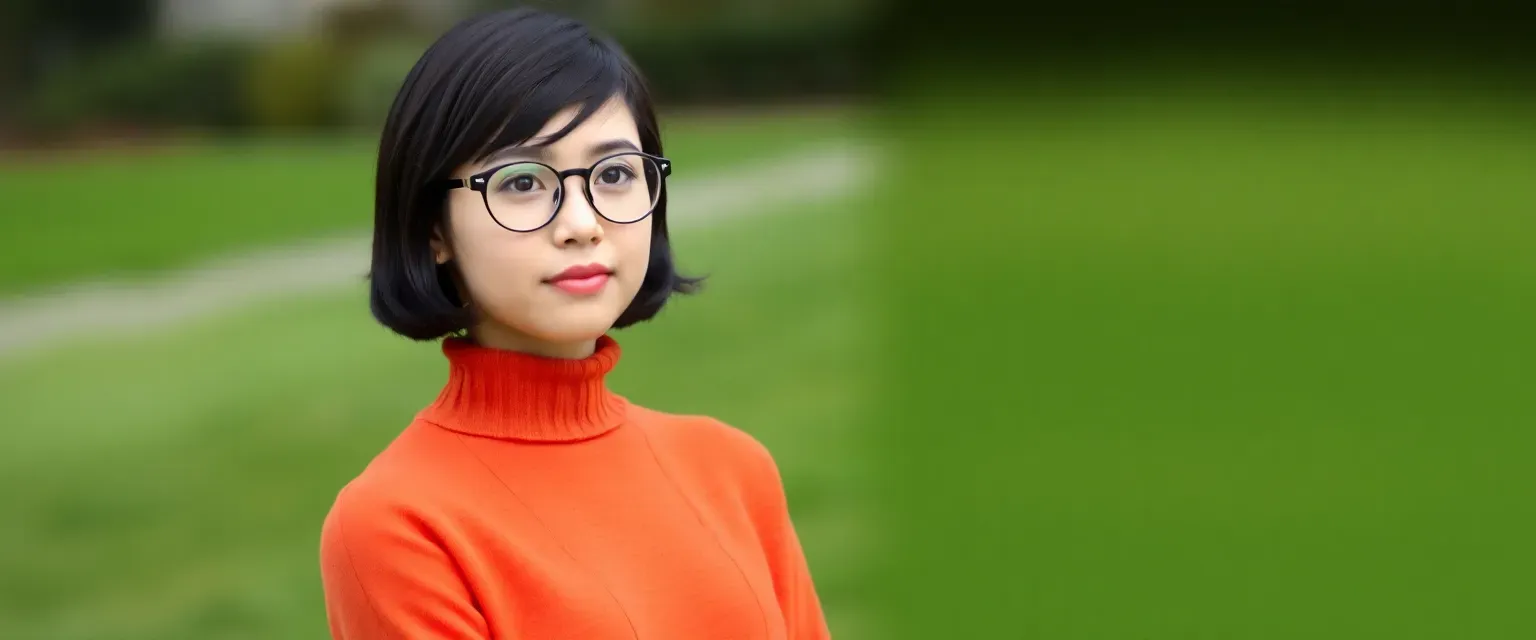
[551,175,602,246]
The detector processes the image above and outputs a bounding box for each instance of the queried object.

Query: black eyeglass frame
[439,151,673,233]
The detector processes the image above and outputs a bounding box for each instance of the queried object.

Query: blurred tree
[471,0,616,26]
[339,37,432,132]
[323,0,426,46]
[243,38,346,132]
[0,0,153,107]
[469,0,873,30]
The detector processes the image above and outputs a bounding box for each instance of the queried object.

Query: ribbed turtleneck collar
[417,335,629,442]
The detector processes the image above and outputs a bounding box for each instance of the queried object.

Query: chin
[524,315,620,345]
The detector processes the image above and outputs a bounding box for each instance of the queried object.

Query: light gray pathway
[0,143,875,359]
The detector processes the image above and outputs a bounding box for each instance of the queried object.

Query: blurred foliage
[337,37,434,134]
[500,0,878,104]
[0,0,154,115]
[242,39,346,132]
[7,1,873,142]
[240,1,431,133]
[321,0,424,47]
[614,18,875,105]
[20,39,252,135]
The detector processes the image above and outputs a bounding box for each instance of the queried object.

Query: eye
[596,164,636,186]
[489,163,552,195]
[500,173,542,193]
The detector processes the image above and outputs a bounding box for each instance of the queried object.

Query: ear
[430,223,453,265]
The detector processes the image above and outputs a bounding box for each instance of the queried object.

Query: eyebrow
[483,138,641,167]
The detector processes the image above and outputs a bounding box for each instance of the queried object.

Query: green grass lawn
[0,107,858,297]
[878,80,1536,638]
[0,199,873,639]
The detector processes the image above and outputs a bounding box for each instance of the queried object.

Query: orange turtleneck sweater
[318,335,830,639]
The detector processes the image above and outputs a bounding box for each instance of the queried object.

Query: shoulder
[319,465,456,588]
[317,430,491,635]
[628,405,787,500]
[320,463,414,558]
[319,423,464,556]
[632,405,777,467]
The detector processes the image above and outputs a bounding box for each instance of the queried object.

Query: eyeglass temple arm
[442,176,486,191]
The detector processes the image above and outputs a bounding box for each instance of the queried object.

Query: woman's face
[434,98,654,358]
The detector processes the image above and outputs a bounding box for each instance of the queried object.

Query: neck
[469,322,598,360]
[417,334,628,442]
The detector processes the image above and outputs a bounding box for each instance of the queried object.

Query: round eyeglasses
[441,152,672,233]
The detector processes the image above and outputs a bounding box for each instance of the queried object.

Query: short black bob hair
[368,7,701,341]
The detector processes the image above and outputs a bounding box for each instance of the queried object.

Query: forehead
[531,98,640,148]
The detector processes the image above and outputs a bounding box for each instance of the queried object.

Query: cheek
[445,202,544,305]
[458,240,541,296]
[614,220,654,290]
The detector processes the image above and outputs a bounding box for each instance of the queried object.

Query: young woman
[318,7,830,640]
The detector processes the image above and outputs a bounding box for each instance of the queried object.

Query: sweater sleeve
[319,486,490,639]
[750,444,833,639]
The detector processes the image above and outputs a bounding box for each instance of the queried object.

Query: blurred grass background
[877,69,1536,637]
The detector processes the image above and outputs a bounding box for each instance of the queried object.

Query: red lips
[547,263,613,282]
